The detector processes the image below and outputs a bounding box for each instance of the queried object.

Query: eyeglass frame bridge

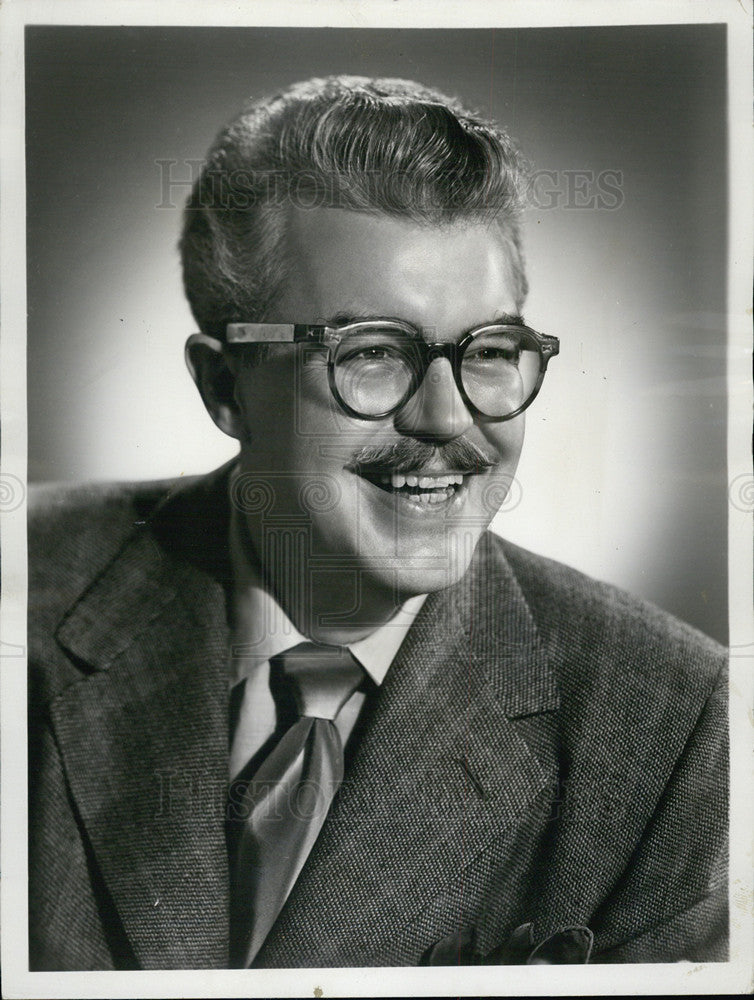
[225,319,560,423]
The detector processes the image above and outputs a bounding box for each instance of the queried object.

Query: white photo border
[2,0,752,996]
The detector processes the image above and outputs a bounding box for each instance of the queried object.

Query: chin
[401,565,469,596]
[365,545,479,599]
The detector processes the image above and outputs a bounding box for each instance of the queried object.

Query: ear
[185,333,247,440]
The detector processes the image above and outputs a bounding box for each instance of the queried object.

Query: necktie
[229,641,364,968]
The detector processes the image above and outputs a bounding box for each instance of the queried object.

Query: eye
[479,346,518,361]
[338,342,411,365]
[465,341,521,365]
[354,346,392,361]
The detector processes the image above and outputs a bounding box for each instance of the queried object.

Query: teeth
[389,472,465,489]
[404,488,455,506]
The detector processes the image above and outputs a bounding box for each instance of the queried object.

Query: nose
[393,357,474,441]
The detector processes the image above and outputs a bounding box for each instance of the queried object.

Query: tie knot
[274,642,364,721]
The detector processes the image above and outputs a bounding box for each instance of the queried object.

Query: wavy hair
[180,75,529,340]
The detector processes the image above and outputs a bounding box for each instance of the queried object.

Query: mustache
[345,438,498,475]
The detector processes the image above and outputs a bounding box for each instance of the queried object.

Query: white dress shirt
[227,486,427,781]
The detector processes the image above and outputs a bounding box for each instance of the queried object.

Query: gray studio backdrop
[25,25,728,642]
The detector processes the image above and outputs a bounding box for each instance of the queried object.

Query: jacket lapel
[256,534,560,967]
[51,469,234,968]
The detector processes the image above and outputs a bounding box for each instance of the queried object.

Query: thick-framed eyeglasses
[226,319,559,423]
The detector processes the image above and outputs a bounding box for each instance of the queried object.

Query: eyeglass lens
[332,327,541,418]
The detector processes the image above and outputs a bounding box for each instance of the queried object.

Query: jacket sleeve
[591,668,728,963]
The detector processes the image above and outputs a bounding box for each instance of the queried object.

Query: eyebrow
[326,311,526,331]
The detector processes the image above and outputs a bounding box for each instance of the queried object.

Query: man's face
[232,208,525,602]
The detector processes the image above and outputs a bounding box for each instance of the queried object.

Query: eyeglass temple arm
[226,323,334,344]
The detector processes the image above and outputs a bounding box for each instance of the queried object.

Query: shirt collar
[228,467,426,689]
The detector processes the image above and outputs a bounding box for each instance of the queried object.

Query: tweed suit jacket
[27,464,728,970]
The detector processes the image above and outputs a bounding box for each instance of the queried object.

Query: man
[28,75,727,970]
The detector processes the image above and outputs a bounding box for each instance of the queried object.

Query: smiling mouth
[357,469,468,505]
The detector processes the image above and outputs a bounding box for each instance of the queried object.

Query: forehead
[274,208,519,338]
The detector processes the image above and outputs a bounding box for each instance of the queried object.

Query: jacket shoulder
[29,478,179,606]
[28,476,189,705]
[491,533,726,693]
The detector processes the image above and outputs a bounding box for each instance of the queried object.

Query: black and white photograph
[1,0,752,996]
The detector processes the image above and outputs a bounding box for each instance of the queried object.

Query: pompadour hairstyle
[180,75,529,340]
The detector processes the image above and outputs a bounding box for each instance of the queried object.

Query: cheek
[237,357,337,454]
[238,371,374,504]
[297,357,355,434]
[482,413,525,464]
